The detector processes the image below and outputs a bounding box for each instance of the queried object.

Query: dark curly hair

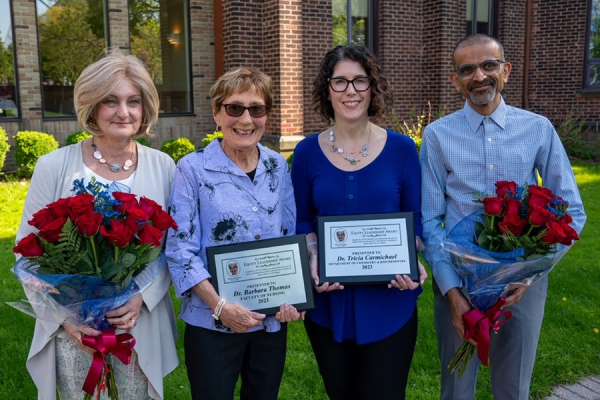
[311,45,393,125]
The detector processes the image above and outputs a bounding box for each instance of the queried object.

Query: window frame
[36,0,110,120]
[583,0,600,91]
[128,0,194,116]
[0,0,20,120]
[466,0,498,37]
[334,0,380,56]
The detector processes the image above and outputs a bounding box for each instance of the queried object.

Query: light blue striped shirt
[420,98,586,295]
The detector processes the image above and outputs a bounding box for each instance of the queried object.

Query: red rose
[46,198,70,218]
[75,213,103,237]
[482,197,504,216]
[503,198,521,216]
[13,233,45,257]
[136,224,164,247]
[139,197,161,219]
[151,208,178,231]
[558,219,580,245]
[498,214,528,236]
[528,206,555,226]
[112,192,139,213]
[541,221,567,244]
[68,194,95,221]
[100,219,136,247]
[28,207,56,230]
[125,207,150,231]
[560,214,573,224]
[38,216,67,243]
[495,181,518,198]
[527,185,553,209]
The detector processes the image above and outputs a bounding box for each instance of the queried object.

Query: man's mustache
[468,79,496,91]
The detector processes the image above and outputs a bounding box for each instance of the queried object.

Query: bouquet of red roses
[10,177,177,399]
[440,181,580,377]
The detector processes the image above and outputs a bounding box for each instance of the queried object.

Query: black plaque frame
[206,235,314,315]
[317,212,418,284]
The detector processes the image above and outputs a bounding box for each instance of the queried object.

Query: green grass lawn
[1,161,599,399]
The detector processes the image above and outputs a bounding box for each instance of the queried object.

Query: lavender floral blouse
[165,139,296,333]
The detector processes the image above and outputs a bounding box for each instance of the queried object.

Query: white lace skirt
[55,337,151,399]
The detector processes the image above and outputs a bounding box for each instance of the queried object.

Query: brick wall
[378,0,424,127]
[107,0,129,48]
[2,0,599,172]
[528,0,600,125]
[301,0,333,135]
[421,0,466,116]
[497,0,526,109]
[263,0,304,138]
[12,0,42,128]
[222,0,264,71]
[190,0,217,140]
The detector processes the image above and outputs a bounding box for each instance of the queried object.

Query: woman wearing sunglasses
[291,45,428,400]
[165,67,300,400]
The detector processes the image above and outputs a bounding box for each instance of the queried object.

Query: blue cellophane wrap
[439,212,569,312]
[9,253,166,330]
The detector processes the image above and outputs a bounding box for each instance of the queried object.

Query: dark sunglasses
[222,103,269,118]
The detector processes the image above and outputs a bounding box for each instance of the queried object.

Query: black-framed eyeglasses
[453,60,506,80]
[222,104,269,118]
[328,76,372,92]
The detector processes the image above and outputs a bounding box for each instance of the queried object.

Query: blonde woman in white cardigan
[15,51,179,400]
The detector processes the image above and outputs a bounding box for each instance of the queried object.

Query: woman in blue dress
[291,45,428,400]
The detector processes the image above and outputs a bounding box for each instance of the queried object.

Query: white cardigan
[16,141,179,400]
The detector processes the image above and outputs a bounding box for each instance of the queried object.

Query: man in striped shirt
[420,34,586,400]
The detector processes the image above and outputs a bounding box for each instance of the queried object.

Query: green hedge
[14,131,59,178]
[135,137,151,147]
[0,126,10,171]
[65,131,93,146]
[160,137,196,164]
[202,131,223,148]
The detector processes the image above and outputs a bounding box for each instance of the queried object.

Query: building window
[332,0,376,50]
[466,0,497,37]
[585,0,600,89]
[129,0,191,114]
[0,0,18,119]
[37,0,107,118]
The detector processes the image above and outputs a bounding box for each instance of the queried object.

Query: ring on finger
[130,318,137,326]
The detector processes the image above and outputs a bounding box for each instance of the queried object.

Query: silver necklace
[91,137,135,172]
[329,126,371,166]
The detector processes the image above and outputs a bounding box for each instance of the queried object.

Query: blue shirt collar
[463,97,507,133]
[203,138,270,176]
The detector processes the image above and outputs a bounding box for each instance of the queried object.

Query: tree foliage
[130,18,162,84]
[38,0,105,85]
[0,36,15,86]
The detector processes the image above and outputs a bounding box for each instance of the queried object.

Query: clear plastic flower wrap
[8,253,166,331]
[437,211,572,376]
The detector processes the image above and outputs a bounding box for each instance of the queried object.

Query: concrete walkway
[544,376,600,400]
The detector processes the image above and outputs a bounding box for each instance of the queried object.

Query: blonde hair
[210,67,273,113]
[74,49,159,137]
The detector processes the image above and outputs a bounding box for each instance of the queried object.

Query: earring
[215,125,221,132]
[87,118,98,130]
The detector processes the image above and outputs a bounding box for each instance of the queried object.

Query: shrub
[286,152,294,170]
[0,126,10,171]
[65,131,92,146]
[202,131,223,148]
[14,131,59,178]
[160,137,196,164]
[389,101,446,153]
[557,106,595,160]
[135,137,151,147]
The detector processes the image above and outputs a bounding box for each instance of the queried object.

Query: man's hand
[446,288,477,345]
[501,282,530,309]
